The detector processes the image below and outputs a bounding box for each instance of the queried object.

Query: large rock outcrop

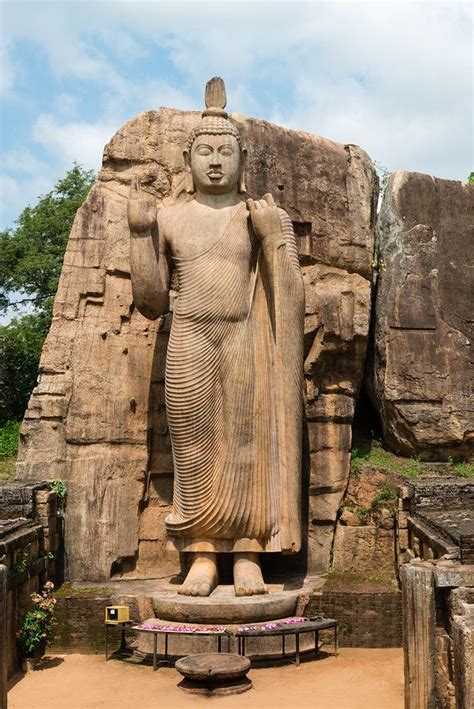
[16,109,377,580]
[371,172,473,460]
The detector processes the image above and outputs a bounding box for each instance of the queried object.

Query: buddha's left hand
[246,193,282,243]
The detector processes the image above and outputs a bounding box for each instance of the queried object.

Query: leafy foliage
[0,315,49,426]
[13,549,29,573]
[0,420,21,459]
[0,164,95,425]
[373,483,397,503]
[453,460,474,479]
[17,581,57,657]
[0,164,95,313]
[51,479,67,499]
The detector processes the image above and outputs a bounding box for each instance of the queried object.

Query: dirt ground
[8,649,404,709]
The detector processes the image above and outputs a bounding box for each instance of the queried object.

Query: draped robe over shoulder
[165,200,304,554]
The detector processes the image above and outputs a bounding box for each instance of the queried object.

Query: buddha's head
[184,77,246,195]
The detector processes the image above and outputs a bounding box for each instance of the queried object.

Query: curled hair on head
[185,117,242,154]
[185,77,244,153]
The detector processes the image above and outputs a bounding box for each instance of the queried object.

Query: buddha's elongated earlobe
[183,150,195,194]
[238,148,247,193]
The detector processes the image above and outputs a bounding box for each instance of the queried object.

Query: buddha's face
[188,134,242,195]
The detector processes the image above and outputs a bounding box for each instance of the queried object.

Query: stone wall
[307,590,402,647]
[402,558,473,709]
[0,484,61,679]
[53,593,114,654]
[397,476,474,566]
[370,172,473,459]
[16,109,378,581]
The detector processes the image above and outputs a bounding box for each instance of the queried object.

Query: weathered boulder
[16,109,377,580]
[371,171,473,460]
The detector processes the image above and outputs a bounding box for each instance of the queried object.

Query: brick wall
[50,587,403,653]
[53,595,113,653]
[306,590,402,647]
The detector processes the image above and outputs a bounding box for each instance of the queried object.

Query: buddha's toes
[233,552,267,597]
[177,553,219,597]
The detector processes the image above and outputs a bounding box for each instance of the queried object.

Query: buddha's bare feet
[177,552,219,597]
[233,552,267,596]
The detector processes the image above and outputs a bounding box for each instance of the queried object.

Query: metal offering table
[235,616,338,666]
[132,623,232,670]
[130,616,338,669]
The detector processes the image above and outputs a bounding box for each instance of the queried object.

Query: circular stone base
[176,653,252,696]
[177,676,253,696]
[152,584,304,624]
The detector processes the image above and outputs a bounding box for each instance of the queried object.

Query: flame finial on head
[185,77,242,152]
[203,77,227,117]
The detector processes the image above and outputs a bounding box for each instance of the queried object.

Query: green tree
[0,163,95,313]
[0,163,95,426]
[0,313,50,424]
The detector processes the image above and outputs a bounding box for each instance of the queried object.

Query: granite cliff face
[370,172,473,460]
[16,109,377,580]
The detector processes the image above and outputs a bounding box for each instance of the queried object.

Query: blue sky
[1,0,472,232]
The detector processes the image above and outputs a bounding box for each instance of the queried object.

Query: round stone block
[175,653,252,696]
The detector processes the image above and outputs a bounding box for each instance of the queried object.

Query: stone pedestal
[176,653,252,696]
[150,584,304,624]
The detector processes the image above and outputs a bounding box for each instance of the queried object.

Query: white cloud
[2,147,47,176]
[53,93,81,118]
[0,41,15,96]
[0,0,472,235]
[0,172,52,229]
[32,114,117,172]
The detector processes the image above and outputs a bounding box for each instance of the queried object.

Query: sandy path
[8,649,404,709]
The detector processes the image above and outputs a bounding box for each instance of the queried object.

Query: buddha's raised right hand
[127,176,156,234]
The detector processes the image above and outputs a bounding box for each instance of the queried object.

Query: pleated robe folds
[165,201,304,554]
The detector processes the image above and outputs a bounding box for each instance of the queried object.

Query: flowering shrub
[17,581,57,657]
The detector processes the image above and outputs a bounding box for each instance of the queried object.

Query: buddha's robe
[165,201,304,554]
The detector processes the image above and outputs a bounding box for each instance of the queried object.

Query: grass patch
[0,420,20,481]
[53,582,115,598]
[325,569,398,591]
[351,434,473,481]
[0,420,20,459]
[0,457,16,482]
[453,460,474,479]
[351,436,424,479]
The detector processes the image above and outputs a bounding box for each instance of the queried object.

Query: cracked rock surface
[370,171,473,459]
